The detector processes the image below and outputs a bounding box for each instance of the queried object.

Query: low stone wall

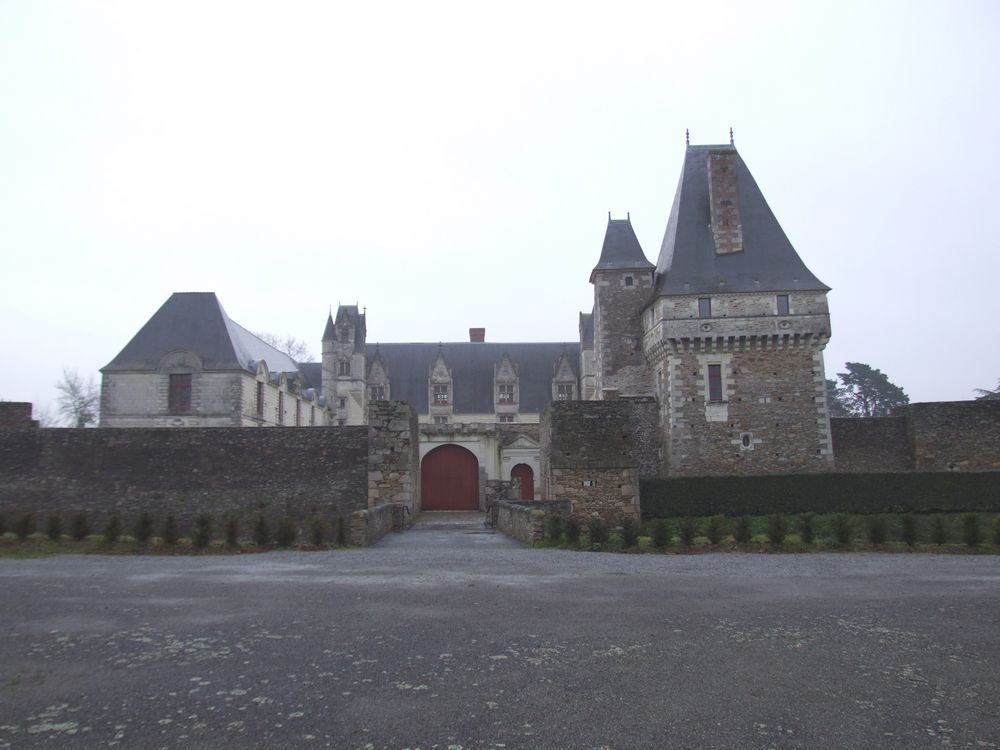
[495,501,544,546]
[0,402,36,428]
[494,500,573,546]
[350,502,412,546]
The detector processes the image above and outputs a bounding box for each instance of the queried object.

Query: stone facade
[0,402,36,428]
[592,267,655,399]
[831,417,911,473]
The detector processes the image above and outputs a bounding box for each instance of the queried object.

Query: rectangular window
[168,374,192,413]
[338,360,351,376]
[433,384,449,405]
[557,384,573,400]
[776,294,789,315]
[498,414,514,423]
[295,400,301,426]
[338,397,346,410]
[278,392,284,424]
[698,298,712,319]
[370,385,386,400]
[256,381,264,419]
[433,415,448,424]
[708,364,723,402]
[497,383,514,403]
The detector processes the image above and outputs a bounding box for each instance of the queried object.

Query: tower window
[338,360,351,376]
[338,397,346,410]
[497,383,514,403]
[699,298,712,319]
[168,374,192,413]
[433,384,449,405]
[557,383,573,400]
[498,414,514,423]
[624,276,634,287]
[370,385,386,400]
[434,415,449,424]
[776,294,789,315]
[708,364,723,402]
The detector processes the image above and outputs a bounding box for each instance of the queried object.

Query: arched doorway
[511,463,534,500]
[421,444,480,510]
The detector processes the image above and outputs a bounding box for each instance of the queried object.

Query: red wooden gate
[511,463,534,500]
[421,444,480,510]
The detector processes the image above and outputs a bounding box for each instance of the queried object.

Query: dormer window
[776,294,789,316]
[699,298,712,319]
[497,383,514,404]
[557,384,573,400]
[433,384,449,405]
[370,385,386,400]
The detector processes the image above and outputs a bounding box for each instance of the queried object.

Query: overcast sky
[1,0,998,421]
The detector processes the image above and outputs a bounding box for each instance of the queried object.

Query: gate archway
[511,463,534,500]
[421,444,480,510]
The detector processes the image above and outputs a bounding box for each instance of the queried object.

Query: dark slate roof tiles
[655,144,829,295]
[590,217,654,281]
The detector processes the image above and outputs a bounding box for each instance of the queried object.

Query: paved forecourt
[0,521,998,749]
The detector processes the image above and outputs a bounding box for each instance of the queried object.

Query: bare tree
[253,332,313,362]
[55,369,99,427]
[33,404,58,427]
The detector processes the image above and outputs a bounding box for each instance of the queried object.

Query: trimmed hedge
[641,472,1000,518]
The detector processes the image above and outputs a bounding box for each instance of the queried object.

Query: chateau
[99,139,835,508]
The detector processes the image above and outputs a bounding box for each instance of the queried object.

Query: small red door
[511,463,534,500]
[421,444,480,510]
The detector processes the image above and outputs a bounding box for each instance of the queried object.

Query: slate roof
[370,342,580,414]
[590,217,654,282]
[102,292,300,374]
[655,144,829,295]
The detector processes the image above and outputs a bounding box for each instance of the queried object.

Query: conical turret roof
[590,216,654,282]
[655,144,828,295]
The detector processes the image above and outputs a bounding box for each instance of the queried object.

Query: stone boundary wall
[831,417,911,472]
[832,401,1000,473]
[0,424,370,531]
[0,402,37,428]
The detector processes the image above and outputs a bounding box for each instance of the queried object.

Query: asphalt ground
[1,512,998,749]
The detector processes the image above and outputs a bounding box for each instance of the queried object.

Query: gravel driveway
[1,517,998,749]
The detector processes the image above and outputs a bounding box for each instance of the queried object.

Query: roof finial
[627,211,630,222]
[685,128,689,146]
[729,127,734,145]
[608,211,611,222]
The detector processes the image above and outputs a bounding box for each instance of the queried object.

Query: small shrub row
[540,512,1000,551]
[0,510,352,550]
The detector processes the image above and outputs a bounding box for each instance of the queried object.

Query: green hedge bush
[641,472,1000,518]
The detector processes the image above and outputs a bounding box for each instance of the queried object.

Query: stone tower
[589,216,656,399]
[643,142,833,475]
[321,305,367,425]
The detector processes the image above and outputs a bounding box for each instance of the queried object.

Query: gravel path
[1,521,998,749]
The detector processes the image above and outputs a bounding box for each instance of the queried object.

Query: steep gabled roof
[590,217,654,282]
[655,144,829,295]
[370,342,580,414]
[102,292,300,374]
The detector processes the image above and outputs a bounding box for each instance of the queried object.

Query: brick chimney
[469,327,485,342]
[707,150,743,255]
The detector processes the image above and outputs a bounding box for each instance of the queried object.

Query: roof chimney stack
[469,327,485,343]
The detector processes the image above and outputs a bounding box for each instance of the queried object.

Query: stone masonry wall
[831,417,911,472]
[367,401,421,511]
[662,347,832,476]
[907,401,1000,472]
[0,402,37,428]
[593,269,655,397]
[0,424,369,532]
[540,400,649,523]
